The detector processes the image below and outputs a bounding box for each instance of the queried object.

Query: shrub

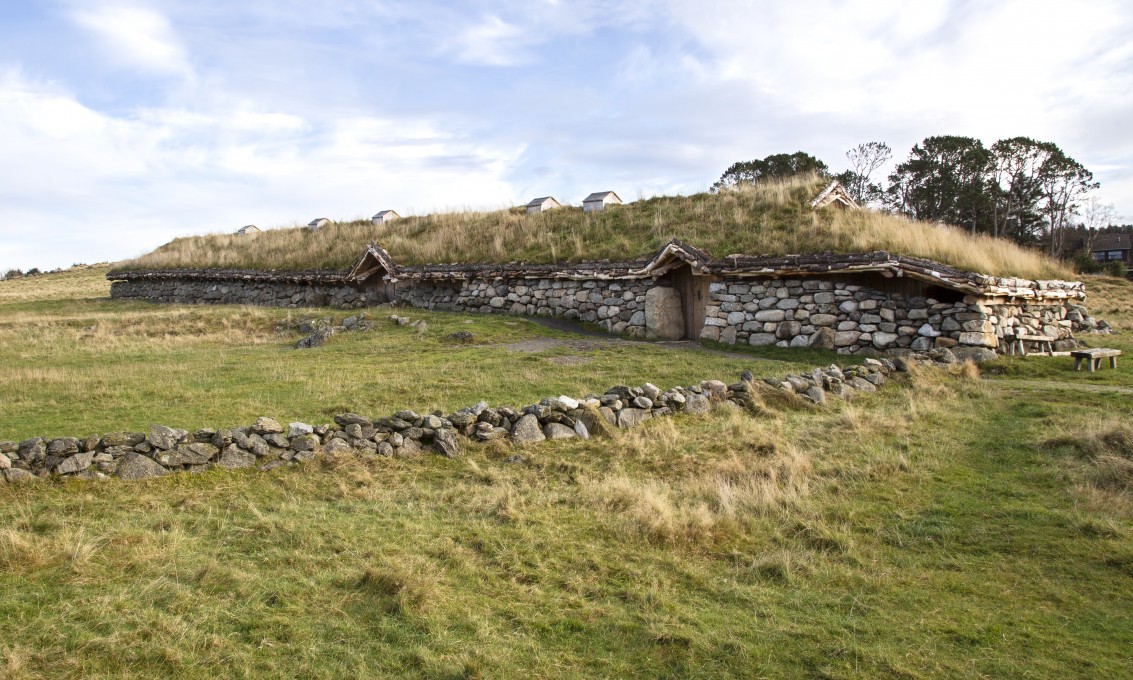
[1104,260,1128,278]
[1,269,21,281]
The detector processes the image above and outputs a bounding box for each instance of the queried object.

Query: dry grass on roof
[121,174,1073,280]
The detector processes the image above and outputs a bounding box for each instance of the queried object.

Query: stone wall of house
[698,277,1098,355]
[110,278,374,309]
[394,278,653,336]
[109,273,1104,354]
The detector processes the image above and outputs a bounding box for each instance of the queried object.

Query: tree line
[715,136,1113,259]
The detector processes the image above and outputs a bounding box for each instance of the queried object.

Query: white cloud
[68,2,192,77]
[0,68,524,271]
[451,14,527,66]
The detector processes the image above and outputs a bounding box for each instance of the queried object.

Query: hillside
[121,174,1073,280]
[2,269,1133,677]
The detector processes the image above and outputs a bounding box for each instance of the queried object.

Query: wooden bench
[1007,333,1054,356]
[1071,348,1121,372]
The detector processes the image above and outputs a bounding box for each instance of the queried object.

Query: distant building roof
[583,191,622,203]
[236,225,260,234]
[525,196,559,208]
[1091,233,1133,251]
[307,217,331,228]
[372,210,400,219]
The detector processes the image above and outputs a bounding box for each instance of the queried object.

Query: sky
[1,0,1132,272]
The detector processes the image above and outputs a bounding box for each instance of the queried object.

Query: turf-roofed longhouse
[108,181,1105,356]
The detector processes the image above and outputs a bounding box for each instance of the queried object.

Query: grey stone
[632,396,653,409]
[290,434,320,452]
[433,429,463,458]
[952,347,999,363]
[573,420,590,439]
[56,452,94,475]
[644,287,685,340]
[808,327,836,350]
[323,439,353,456]
[148,425,186,451]
[48,438,80,456]
[510,414,547,444]
[218,445,257,469]
[0,453,9,470]
[834,331,861,347]
[543,423,577,440]
[4,468,40,484]
[748,333,777,346]
[871,331,899,348]
[616,408,651,428]
[251,417,284,434]
[116,453,168,480]
[803,386,826,405]
[334,413,372,427]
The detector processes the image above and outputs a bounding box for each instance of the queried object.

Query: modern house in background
[306,217,332,230]
[372,210,400,226]
[1088,233,1133,278]
[525,197,562,214]
[235,225,260,236]
[582,191,622,213]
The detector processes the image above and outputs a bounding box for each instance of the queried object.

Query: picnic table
[1007,333,1054,356]
[1071,348,1121,372]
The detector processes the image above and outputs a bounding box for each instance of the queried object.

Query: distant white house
[372,210,401,226]
[306,217,332,230]
[235,225,260,236]
[525,196,562,214]
[582,191,622,213]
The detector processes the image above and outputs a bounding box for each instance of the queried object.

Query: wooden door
[670,266,711,340]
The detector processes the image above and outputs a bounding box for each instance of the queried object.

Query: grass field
[120,174,1072,280]
[2,268,1132,678]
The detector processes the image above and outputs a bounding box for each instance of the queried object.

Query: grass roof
[121,174,1073,280]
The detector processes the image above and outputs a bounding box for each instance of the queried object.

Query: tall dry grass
[1042,418,1133,517]
[120,174,1072,279]
[581,409,812,545]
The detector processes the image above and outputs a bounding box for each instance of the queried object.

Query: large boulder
[645,287,685,340]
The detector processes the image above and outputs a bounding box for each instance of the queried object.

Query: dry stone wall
[4,355,924,485]
[396,278,652,337]
[699,277,1100,355]
[110,278,373,309]
[110,272,1106,354]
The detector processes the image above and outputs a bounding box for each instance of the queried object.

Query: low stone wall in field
[110,278,374,309]
[699,278,1101,355]
[3,354,929,485]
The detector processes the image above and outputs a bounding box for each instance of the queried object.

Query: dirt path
[515,317,764,362]
[985,378,1133,396]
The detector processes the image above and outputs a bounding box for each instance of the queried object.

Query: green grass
[119,174,1072,280]
[0,267,817,440]
[2,267,1132,679]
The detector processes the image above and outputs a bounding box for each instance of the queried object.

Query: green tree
[887,136,992,235]
[713,151,828,190]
